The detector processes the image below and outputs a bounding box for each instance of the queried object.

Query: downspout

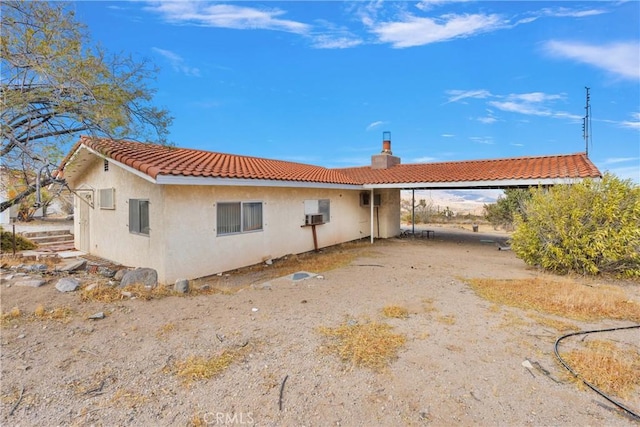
[370,189,374,244]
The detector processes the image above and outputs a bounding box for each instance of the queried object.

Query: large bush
[484,188,532,230]
[511,174,640,277]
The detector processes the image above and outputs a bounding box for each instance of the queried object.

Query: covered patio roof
[336,152,602,190]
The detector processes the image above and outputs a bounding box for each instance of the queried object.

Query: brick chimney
[371,131,401,169]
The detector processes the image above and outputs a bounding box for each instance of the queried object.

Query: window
[217,202,263,236]
[129,199,150,236]
[304,199,330,223]
[99,188,115,209]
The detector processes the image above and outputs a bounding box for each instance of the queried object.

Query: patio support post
[412,189,415,235]
[370,189,374,244]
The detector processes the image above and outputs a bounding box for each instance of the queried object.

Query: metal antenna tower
[583,87,591,157]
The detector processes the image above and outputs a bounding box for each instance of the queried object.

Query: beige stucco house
[56,135,601,284]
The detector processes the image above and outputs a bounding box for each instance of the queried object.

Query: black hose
[554,324,640,420]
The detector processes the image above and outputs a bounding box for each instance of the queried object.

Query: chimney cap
[383,131,391,141]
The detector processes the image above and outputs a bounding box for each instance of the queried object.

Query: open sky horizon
[74,1,639,184]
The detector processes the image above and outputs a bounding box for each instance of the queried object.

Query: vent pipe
[382,131,392,154]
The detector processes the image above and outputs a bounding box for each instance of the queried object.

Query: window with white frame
[304,199,330,223]
[217,201,263,236]
[99,188,115,209]
[129,199,150,236]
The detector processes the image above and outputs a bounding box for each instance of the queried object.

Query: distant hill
[401,189,502,216]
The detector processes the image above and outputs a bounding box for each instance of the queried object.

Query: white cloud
[511,143,525,147]
[477,116,497,124]
[441,134,455,137]
[152,47,200,77]
[488,100,551,116]
[469,136,494,145]
[488,92,567,117]
[311,34,362,49]
[366,121,386,131]
[369,13,505,48]
[619,112,640,129]
[603,157,640,165]
[543,40,640,80]
[604,166,640,183]
[412,156,439,163]
[146,1,309,34]
[445,89,492,104]
[416,0,471,12]
[540,7,607,18]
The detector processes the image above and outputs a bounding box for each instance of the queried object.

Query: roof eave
[155,174,363,189]
[363,176,601,190]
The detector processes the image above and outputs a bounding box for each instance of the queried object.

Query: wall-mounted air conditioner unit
[360,193,381,207]
[305,214,324,225]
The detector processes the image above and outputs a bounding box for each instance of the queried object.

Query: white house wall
[160,185,373,283]
[69,154,167,276]
[66,150,402,284]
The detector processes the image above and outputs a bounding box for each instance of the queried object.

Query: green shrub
[484,188,532,230]
[511,174,640,277]
[0,227,37,252]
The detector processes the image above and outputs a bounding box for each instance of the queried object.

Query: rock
[121,291,133,298]
[55,278,80,292]
[174,279,189,293]
[85,283,98,291]
[56,259,86,272]
[27,264,48,272]
[88,312,105,320]
[265,259,273,265]
[98,267,116,278]
[15,279,46,288]
[251,307,259,312]
[113,269,128,281]
[119,268,157,288]
[200,284,211,291]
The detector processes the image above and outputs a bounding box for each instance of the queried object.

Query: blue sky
[75,1,639,182]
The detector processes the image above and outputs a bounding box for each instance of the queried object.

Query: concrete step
[18,229,75,247]
[28,234,74,244]
[20,229,72,238]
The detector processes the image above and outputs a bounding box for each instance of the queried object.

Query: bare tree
[1,1,172,213]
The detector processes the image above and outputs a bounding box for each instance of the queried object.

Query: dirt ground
[1,224,639,426]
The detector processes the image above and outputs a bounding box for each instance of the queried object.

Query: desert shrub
[0,227,37,252]
[511,174,640,277]
[483,188,531,230]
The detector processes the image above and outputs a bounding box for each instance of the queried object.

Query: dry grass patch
[437,314,456,325]
[80,283,178,303]
[526,313,579,332]
[561,340,640,399]
[170,346,249,385]
[33,304,73,323]
[1,306,23,326]
[382,305,409,319]
[110,389,149,409]
[156,322,176,339]
[468,278,640,322]
[318,320,406,372]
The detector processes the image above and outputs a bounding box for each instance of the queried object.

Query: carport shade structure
[336,152,602,241]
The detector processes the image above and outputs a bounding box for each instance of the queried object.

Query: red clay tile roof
[59,137,601,187]
[337,153,601,185]
[62,136,360,185]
